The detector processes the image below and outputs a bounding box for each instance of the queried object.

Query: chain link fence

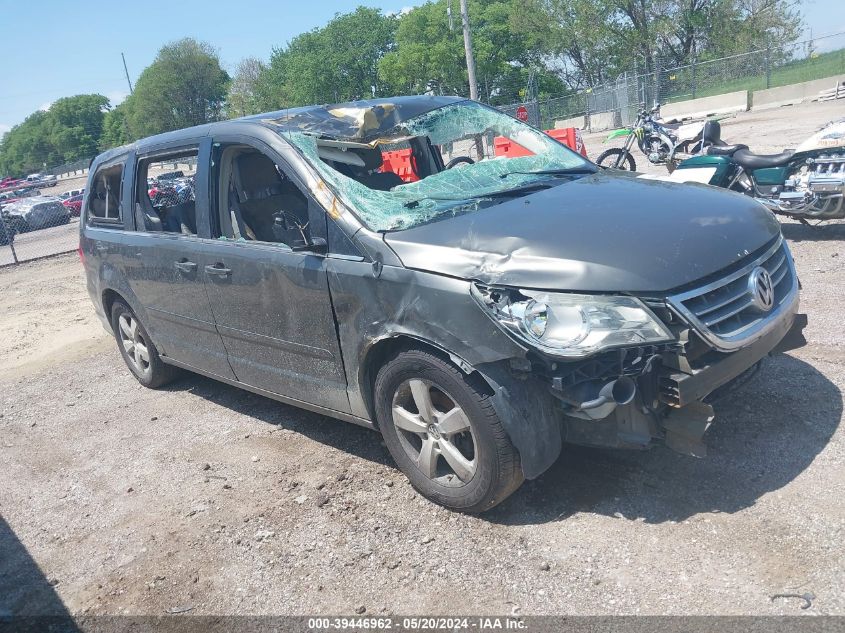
[0,196,79,267]
[0,157,198,267]
[490,31,845,132]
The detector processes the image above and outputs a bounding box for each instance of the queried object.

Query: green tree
[126,38,230,138]
[100,102,131,150]
[254,7,397,109]
[513,0,621,88]
[379,0,537,103]
[47,93,109,160]
[227,57,266,117]
[517,0,803,89]
[0,94,110,175]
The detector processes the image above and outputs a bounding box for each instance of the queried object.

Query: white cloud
[39,102,52,112]
[385,5,413,16]
[0,123,10,135]
[106,90,129,107]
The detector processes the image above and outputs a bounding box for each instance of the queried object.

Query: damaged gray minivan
[81,96,806,512]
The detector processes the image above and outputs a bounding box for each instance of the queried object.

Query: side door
[199,134,350,413]
[120,139,235,379]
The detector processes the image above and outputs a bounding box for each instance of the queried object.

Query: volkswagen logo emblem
[748,267,775,312]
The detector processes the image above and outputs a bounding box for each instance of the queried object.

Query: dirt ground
[1,101,844,618]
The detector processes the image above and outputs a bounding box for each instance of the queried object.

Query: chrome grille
[667,238,797,350]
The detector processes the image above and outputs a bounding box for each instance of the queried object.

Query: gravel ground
[1,102,844,618]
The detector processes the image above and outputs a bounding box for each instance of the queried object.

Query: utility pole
[459,0,479,101]
[121,53,133,94]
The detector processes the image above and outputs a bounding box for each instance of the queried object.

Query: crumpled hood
[383,172,781,293]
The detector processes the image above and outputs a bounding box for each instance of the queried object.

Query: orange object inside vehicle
[378,127,588,183]
[494,128,588,159]
[380,149,420,183]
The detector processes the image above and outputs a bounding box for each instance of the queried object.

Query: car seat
[351,148,404,191]
[235,152,309,245]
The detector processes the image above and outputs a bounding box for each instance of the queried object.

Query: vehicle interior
[215,144,311,248]
[88,164,123,220]
[314,136,446,191]
[135,152,197,235]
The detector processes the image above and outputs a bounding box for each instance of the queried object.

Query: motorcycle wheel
[596,148,636,171]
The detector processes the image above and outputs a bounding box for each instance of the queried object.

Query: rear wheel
[110,299,179,388]
[596,148,636,171]
[374,349,523,512]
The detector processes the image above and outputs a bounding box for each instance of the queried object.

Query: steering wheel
[445,156,475,169]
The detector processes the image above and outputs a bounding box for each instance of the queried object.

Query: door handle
[205,263,232,276]
[174,259,197,273]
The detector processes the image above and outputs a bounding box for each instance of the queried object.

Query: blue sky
[0,0,842,134]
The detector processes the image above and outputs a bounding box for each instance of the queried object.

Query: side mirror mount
[291,236,327,255]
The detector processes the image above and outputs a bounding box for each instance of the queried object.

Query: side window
[87,163,124,224]
[212,144,311,249]
[135,150,198,235]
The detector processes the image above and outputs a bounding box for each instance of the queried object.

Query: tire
[110,299,179,388]
[596,148,636,171]
[374,348,524,513]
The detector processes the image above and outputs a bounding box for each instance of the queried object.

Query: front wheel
[596,148,637,171]
[374,349,523,513]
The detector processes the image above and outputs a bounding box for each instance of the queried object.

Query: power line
[121,53,134,95]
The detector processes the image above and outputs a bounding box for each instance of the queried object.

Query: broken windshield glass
[277,100,592,231]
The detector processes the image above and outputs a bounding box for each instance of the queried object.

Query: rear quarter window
[87,160,126,227]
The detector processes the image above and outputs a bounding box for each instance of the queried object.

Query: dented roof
[248,95,467,142]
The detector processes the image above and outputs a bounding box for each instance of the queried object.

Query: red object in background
[380,149,420,183]
[546,127,588,157]
[494,127,588,159]
[515,105,529,122]
[493,136,534,158]
[63,194,84,217]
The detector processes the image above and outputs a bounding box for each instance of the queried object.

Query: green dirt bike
[669,119,845,224]
[596,104,710,171]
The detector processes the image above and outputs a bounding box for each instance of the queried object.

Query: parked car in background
[62,193,84,217]
[80,96,806,512]
[60,188,85,200]
[0,186,40,205]
[3,196,70,233]
[23,173,57,187]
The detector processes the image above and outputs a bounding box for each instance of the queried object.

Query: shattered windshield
[272,100,592,231]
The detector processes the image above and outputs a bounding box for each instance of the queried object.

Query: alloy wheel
[118,313,151,375]
[391,379,477,487]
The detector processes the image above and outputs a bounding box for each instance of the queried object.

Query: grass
[664,47,845,102]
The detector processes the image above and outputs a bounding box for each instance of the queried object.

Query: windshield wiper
[403,181,556,209]
[499,167,598,179]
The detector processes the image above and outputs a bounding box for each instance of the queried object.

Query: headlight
[472,285,674,358]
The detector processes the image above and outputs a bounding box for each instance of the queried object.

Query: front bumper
[549,293,806,457]
[659,309,806,409]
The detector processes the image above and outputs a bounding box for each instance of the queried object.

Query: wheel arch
[101,288,124,327]
[360,333,562,480]
[99,285,158,351]
[359,334,493,426]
